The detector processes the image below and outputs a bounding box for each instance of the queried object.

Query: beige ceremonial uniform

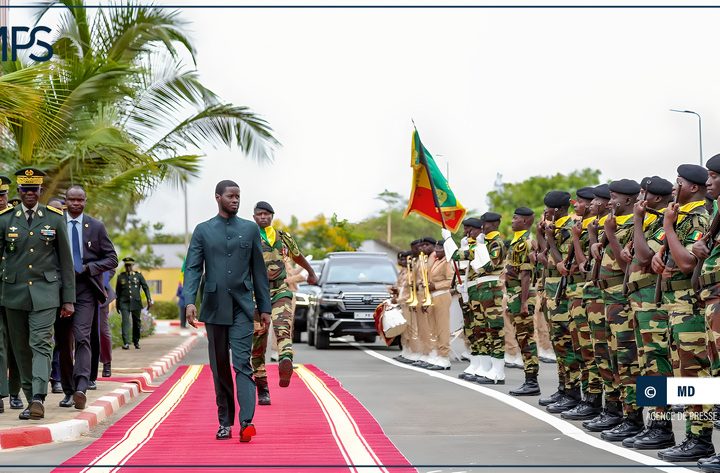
[427,252,453,358]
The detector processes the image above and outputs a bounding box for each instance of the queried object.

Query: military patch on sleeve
[653,228,666,242]
[47,205,64,215]
[279,230,301,257]
[690,230,703,241]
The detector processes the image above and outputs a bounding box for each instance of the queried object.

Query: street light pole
[670,109,703,166]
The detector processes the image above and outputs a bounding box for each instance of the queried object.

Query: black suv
[307,252,397,349]
[292,259,324,342]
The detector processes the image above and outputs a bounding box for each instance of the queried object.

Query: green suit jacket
[0,204,76,311]
[183,215,271,325]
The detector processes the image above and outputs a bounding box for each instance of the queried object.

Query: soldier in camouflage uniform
[502,207,540,396]
[560,187,604,421]
[653,165,714,462]
[472,212,508,384]
[619,176,675,450]
[693,154,720,472]
[541,191,583,413]
[251,202,317,405]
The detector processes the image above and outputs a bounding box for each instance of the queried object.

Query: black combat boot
[632,419,675,450]
[714,405,720,431]
[509,374,541,396]
[698,453,720,472]
[547,387,580,414]
[562,392,603,420]
[256,378,271,406]
[601,408,644,441]
[659,432,715,462]
[539,385,565,407]
[584,400,623,432]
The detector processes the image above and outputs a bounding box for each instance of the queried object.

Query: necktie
[71,220,83,273]
[26,209,34,226]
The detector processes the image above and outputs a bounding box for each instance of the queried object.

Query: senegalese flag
[403,130,466,232]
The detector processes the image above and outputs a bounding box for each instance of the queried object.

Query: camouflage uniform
[251,229,301,380]
[627,211,671,417]
[476,231,507,360]
[502,230,537,375]
[568,216,602,397]
[699,215,720,378]
[453,237,487,356]
[545,216,583,394]
[598,214,641,416]
[661,201,712,437]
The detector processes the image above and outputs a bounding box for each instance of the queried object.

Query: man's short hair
[215,180,239,195]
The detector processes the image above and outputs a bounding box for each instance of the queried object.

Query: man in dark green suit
[0,168,75,420]
[184,180,271,443]
[115,257,152,349]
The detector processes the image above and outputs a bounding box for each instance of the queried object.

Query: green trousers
[5,307,56,399]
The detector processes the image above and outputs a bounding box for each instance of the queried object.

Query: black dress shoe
[29,400,44,420]
[660,434,715,462]
[122,344,130,350]
[698,453,720,471]
[216,425,232,440]
[134,343,140,349]
[426,364,450,371]
[18,407,31,420]
[59,394,75,408]
[102,363,112,378]
[0,398,4,413]
[73,391,87,410]
[51,381,63,394]
[411,360,431,368]
[88,381,97,390]
[9,395,24,410]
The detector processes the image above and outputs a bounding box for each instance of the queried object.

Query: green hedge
[109,311,155,348]
[150,301,179,320]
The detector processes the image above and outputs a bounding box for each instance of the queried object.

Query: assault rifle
[655,184,681,306]
[691,204,720,293]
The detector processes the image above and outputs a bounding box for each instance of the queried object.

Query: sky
[8,1,720,234]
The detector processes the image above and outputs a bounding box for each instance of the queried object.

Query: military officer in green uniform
[115,257,153,349]
[0,168,75,420]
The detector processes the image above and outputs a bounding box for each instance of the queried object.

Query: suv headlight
[320,295,342,305]
[295,293,309,305]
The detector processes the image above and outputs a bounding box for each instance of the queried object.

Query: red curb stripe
[0,426,52,449]
[76,412,99,429]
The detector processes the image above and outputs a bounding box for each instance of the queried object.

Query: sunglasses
[18,186,41,193]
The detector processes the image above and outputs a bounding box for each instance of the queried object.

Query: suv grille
[341,293,388,311]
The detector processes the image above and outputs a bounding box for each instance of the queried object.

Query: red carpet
[58,364,415,472]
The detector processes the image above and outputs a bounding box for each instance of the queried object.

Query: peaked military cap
[514,207,534,216]
[254,201,275,214]
[482,212,501,222]
[593,184,611,200]
[544,190,571,208]
[464,217,483,229]
[677,164,709,186]
[608,179,641,196]
[0,175,10,195]
[707,154,720,174]
[645,177,673,197]
[576,187,595,200]
[15,167,46,186]
[122,257,135,263]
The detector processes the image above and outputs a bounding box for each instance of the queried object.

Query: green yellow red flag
[403,129,466,232]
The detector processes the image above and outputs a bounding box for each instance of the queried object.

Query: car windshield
[324,258,396,284]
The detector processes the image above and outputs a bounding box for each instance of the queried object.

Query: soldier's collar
[554,215,571,229]
[615,214,633,225]
[511,230,527,244]
[677,200,706,224]
[581,216,595,229]
[485,231,500,240]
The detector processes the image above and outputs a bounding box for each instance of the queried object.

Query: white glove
[460,236,469,251]
[441,228,452,240]
[471,243,491,271]
[443,237,459,262]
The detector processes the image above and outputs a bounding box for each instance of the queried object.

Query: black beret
[707,154,720,174]
[482,211,501,223]
[514,207,534,216]
[608,179,641,196]
[593,184,610,200]
[640,176,651,190]
[422,237,437,245]
[410,239,423,246]
[576,187,595,200]
[678,164,709,186]
[544,190,571,208]
[645,177,673,197]
[254,201,275,214]
[464,217,483,229]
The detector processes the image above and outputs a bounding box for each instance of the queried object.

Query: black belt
[660,279,693,292]
[597,275,624,290]
[700,270,720,288]
[625,275,655,295]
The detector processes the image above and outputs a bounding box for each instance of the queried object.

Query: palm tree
[0,0,278,223]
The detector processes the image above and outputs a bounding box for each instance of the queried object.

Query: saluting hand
[186,304,198,328]
[60,302,74,318]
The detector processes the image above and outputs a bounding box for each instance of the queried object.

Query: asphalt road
[0,333,707,473]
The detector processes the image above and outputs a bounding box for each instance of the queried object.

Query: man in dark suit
[0,168,76,420]
[184,180,271,443]
[91,270,116,381]
[55,185,118,409]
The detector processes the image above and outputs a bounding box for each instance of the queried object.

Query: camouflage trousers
[569,297,601,395]
[605,300,641,415]
[546,282,581,392]
[586,298,620,402]
[629,285,671,415]
[506,287,538,375]
[702,291,720,377]
[666,289,713,436]
[466,283,505,359]
[251,296,294,380]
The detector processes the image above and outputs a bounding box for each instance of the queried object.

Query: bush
[151,301,179,320]
[109,310,156,348]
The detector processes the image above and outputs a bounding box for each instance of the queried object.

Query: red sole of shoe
[240,425,256,443]
[278,359,293,388]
